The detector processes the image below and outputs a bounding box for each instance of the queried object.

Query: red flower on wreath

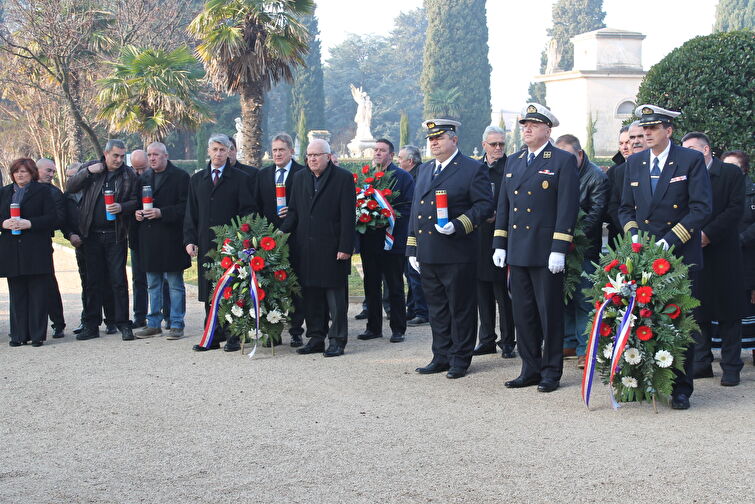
[359,213,372,223]
[257,288,266,301]
[220,256,233,269]
[367,200,378,210]
[352,173,358,182]
[631,242,643,253]
[600,322,612,337]
[636,286,653,304]
[381,208,391,217]
[604,259,620,272]
[595,300,602,310]
[652,258,671,275]
[251,256,265,271]
[361,165,370,174]
[357,199,366,207]
[603,283,614,299]
[382,189,392,196]
[365,177,375,183]
[364,188,375,196]
[223,287,232,300]
[235,299,245,307]
[240,223,251,233]
[619,264,628,275]
[665,303,681,319]
[612,295,623,306]
[223,238,231,246]
[636,325,654,341]
[242,239,252,249]
[639,308,653,318]
[274,270,287,281]
[375,171,385,178]
[260,237,276,251]
[355,187,361,194]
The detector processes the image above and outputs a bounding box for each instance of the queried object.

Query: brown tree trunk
[240,83,264,168]
[183,130,195,160]
[62,70,103,160]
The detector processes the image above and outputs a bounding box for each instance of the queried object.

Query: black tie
[432,163,441,179]
[527,152,535,167]
[650,158,661,194]
[276,168,285,184]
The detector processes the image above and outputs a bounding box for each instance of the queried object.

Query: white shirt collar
[527,141,549,160]
[649,141,671,170]
[436,149,459,172]
[276,159,292,173]
[210,163,226,175]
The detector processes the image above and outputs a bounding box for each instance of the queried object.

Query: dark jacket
[184,162,257,301]
[577,153,609,259]
[66,160,139,240]
[605,161,626,248]
[619,143,712,270]
[281,162,356,288]
[0,182,58,277]
[136,161,191,273]
[256,159,305,229]
[378,163,414,255]
[698,158,745,321]
[740,177,755,290]
[477,154,506,280]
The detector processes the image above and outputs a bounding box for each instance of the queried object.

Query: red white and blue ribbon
[198,263,238,349]
[582,298,611,408]
[372,188,396,250]
[608,295,636,409]
[247,267,262,359]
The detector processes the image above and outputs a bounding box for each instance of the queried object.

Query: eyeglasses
[306,153,329,159]
[486,142,505,148]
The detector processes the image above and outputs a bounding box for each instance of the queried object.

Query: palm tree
[188,0,314,167]
[426,87,462,120]
[97,45,212,144]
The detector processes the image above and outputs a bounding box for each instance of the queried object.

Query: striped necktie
[650,158,661,194]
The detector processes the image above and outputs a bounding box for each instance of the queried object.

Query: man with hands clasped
[492,103,579,393]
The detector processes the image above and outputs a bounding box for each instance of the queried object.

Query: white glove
[409,256,420,273]
[655,239,669,251]
[492,249,507,268]
[548,252,566,274]
[434,222,455,235]
[631,234,640,244]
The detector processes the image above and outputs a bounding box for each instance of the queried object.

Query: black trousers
[83,231,129,327]
[303,285,348,344]
[477,277,515,348]
[696,320,743,378]
[289,293,305,337]
[129,247,148,324]
[360,231,407,335]
[509,265,564,382]
[48,254,65,330]
[421,262,477,369]
[8,274,49,344]
[673,270,699,398]
[75,244,115,325]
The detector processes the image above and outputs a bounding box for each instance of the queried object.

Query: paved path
[0,247,753,503]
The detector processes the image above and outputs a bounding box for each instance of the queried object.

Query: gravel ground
[0,246,753,504]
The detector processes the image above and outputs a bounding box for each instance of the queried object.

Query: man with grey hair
[67,139,139,341]
[474,126,516,359]
[256,132,306,346]
[185,133,257,352]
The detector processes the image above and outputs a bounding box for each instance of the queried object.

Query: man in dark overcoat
[606,122,647,247]
[619,105,713,409]
[184,133,257,352]
[256,133,306,347]
[473,126,515,359]
[681,132,744,386]
[134,142,191,340]
[407,119,494,379]
[281,139,356,357]
[492,104,579,393]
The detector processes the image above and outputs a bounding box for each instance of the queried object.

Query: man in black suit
[184,133,257,352]
[619,105,713,409]
[357,138,414,344]
[473,126,515,359]
[493,103,579,393]
[281,139,356,357]
[256,132,305,347]
[407,119,494,379]
[681,132,744,387]
[606,122,647,248]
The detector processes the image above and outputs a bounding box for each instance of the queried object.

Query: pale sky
[316,0,718,112]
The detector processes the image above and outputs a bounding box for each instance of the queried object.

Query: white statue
[545,38,562,74]
[350,84,374,141]
[234,117,245,160]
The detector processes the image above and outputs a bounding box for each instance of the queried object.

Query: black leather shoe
[473,342,497,356]
[105,323,118,335]
[671,394,690,410]
[120,326,134,341]
[501,344,516,358]
[389,333,405,343]
[446,367,467,379]
[354,309,368,320]
[504,375,541,388]
[357,331,382,340]
[297,341,325,354]
[31,341,43,347]
[193,344,219,352]
[693,367,714,379]
[407,317,429,326]
[323,341,345,357]
[416,362,450,374]
[224,339,241,352]
[52,326,65,338]
[73,323,85,335]
[76,328,100,341]
[720,376,740,387]
[9,341,22,347]
[537,380,559,393]
[290,334,303,348]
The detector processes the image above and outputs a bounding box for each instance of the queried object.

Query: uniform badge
[630,182,639,187]
[542,180,549,189]
[642,106,654,115]
[527,104,537,113]
[543,151,552,159]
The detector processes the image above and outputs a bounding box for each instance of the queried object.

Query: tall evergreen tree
[714,0,755,32]
[421,0,491,154]
[399,111,409,148]
[262,80,291,147]
[289,14,325,131]
[548,0,606,71]
[296,108,307,161]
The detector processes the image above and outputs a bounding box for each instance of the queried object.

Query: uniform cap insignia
[527,105,537,113]
[642,107,654,115]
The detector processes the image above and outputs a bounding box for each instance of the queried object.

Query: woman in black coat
[0,159,58,346]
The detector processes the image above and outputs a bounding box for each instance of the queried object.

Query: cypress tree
[548,0,606,71]
[421,0,491,154]
[714,0,755,32]
[399,111,410,148]
[296,108,307,161]
[289,15,325,131]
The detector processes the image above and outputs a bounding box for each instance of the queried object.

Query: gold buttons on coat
[514,190,519,195]
[673,204,678,209]
[527,208,531,212]
[513,225,517,229]
[644,219,649,224]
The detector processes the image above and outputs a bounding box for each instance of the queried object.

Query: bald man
[128,149,149,328]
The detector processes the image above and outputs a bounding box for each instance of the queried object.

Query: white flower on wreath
[624,347,642,365]
[621,376,638,388]
[266,309,283,324]
[248,307,257,319]
[601,272,625,297]
[222,243,235,255]
[225,313,233,324]
[237,267,248,280]
[641,271,652,284]
[616,308,637,329]
[603,343,614,360]
[654,350,674,368]
[247,329,259,340]
[231,304,243,318]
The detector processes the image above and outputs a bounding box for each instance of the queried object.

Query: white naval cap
[519,103,559,128]
[635,104,681,126]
